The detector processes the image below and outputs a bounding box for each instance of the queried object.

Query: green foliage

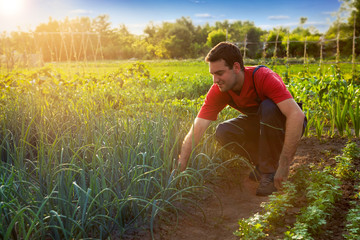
[265,29,287,58]
[334,155,355,180]
[343,141,360,159]
[0,61,220,239]
[284,222,313,240]
[344,206,360,239]
[206,29,227,48]
[341,141,360,240]
[142,17,208,59]
[333,142,360,180]
[344,185,360,240]
[234,182,298,239]
[284,169,342,239]
[235,213,267,239]
[1,61,360,239]
[349,96,360,137]
[235,143,355,240]
[285,64,359,138]
[284,152,350,239]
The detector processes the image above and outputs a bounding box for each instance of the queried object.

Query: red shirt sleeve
[197,84,230,121]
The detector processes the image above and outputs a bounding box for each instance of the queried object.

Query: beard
[217,80,236,92]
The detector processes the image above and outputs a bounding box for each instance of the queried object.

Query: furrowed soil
[121,136,359,240]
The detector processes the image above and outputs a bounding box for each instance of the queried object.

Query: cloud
[126,23,147,35]
[268,15,290,20]
[69,9,93,15]
[190,0,206,3]
[259,20,330,33]
[195,13,213,18]
[322,11,335,15]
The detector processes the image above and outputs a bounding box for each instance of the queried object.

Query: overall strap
[252,65,268,103]
[225,65,269,115]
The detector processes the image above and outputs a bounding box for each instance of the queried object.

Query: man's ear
[233,62,241,73]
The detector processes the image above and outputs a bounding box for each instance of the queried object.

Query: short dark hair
[205,42,245,71]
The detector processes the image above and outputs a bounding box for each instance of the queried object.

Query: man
[177,42,306,196]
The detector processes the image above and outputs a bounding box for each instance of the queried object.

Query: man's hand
[274,165,289,190]
[176,158,188,172]
[274,99,305,190]
[176,117,212,173]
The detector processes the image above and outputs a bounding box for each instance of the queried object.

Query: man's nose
[213,76,219,84]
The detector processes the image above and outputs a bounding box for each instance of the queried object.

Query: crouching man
[177,42,306,196]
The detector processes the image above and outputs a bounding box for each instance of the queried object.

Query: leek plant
[0,63,221,239]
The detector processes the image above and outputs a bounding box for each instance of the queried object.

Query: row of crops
[235,142,360,239]
[0,61,359,239]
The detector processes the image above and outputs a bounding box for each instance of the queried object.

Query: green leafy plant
[284,168,342,239]
[344,185,360,240]
[234,182,297,239]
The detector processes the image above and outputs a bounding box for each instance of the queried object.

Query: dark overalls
[214,67,307,174]
[216,99,290,174]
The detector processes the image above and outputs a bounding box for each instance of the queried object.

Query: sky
[0,0,344,35]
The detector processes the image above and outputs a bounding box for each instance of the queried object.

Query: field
[0,60,360,239]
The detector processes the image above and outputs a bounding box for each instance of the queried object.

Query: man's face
[209,59,237,92]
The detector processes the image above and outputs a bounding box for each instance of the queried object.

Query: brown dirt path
[122,137,351,240]
[157,176,267,240]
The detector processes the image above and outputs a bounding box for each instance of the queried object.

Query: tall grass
[0,62,237,239]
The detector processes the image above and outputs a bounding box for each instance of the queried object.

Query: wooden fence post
[273,31,279,59]
[286,33,290,61]
[243,34,247,60]
[262,36,267,64]
[336,31,340,64]
[320,36,324,68]
[352,14,357,76]
[304,36,307,64]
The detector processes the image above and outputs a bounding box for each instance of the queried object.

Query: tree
[34,17,61,61]
[299,17,308,26]
[93,15,112,34]
[164,24,193,58]
[325,0,359,58]
[344,0,360,56]
[163,17,196,58]
[206,29,227,48]
[227,20,257,43]
[143,17,206,59]
[35,17,60,32]
[244,26,263,58]
[338,0,359,35]
[193,23,211,56]
[265,28,287,58]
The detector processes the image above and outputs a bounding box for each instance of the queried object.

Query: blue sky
[0,0,343,34]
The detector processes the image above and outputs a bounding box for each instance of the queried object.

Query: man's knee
[215,119,247,146]
[259,99,278,117]
[215,122,229,144]
[259,99,285,125]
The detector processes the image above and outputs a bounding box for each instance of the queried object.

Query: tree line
[0,0,359,62]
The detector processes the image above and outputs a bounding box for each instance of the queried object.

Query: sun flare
[0,0,24,16]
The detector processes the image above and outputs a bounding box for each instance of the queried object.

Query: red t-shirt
[197,66,293,121]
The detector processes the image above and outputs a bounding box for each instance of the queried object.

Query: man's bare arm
[275,98,305,189]
[177,117,212,171]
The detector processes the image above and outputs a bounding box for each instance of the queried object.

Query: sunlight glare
[0,0,24,16]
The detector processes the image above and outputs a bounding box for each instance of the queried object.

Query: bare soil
[121,136,359,240]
